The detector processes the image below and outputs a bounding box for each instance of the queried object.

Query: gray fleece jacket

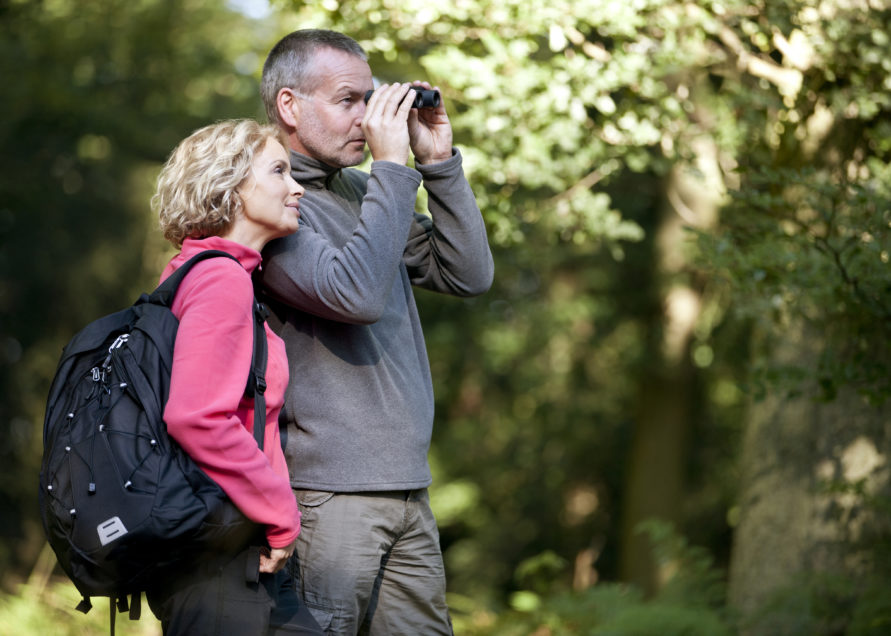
[260,149,493,491]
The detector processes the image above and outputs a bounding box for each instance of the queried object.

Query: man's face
[291,47,374,168]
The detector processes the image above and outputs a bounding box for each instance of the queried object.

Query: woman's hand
[259,539,296,574]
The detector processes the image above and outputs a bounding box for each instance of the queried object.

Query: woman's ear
[277,88,300,129]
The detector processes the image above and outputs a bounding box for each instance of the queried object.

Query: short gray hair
[261,29,367,127]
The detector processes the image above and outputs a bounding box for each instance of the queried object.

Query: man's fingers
[363,83,413,163]
[367,83,414,119]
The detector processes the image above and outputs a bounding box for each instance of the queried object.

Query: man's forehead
[309,48,369,80]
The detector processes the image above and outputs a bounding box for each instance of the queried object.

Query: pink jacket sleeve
[163,259,299,549]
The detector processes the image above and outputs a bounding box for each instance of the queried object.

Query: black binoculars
[363,86,441,109]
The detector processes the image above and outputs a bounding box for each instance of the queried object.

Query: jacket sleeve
[164,259,300,548]
[403,149,494,296]
[260,161,422,324]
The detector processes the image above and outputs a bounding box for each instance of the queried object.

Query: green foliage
[514,550,570,596]
[694,155,891,406]
[452,522,732,635]
[694,163,891,402]
[636,519,727,610]
[0,579,160,636]
[687,2,891,405]
[595,603,732,636]
[422,239,648,602]
[455,584,734,636]
[849,584,891,636]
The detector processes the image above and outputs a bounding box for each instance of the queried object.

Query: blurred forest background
[2,0,891,634]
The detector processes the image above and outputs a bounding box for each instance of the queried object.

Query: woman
[147,119,320,635]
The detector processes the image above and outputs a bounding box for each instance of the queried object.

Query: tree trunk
[620,360,696,592]
[728,322,891,634]
[619,141,722,592]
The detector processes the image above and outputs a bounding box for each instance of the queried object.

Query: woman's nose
[289,176,304,197]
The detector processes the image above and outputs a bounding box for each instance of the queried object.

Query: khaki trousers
[290,489,452,636]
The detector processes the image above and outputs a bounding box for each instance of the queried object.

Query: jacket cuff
[415,148,461,176]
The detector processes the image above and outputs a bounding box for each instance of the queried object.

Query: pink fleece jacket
[160,236,299,549]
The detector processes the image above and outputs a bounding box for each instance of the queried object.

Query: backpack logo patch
[97,517,128,546]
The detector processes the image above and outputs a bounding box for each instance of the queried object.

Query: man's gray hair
[261,29,368,128]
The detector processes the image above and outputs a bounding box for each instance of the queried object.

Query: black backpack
[39,249,269,627]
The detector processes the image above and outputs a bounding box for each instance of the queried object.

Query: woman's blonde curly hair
[153,119,287,248]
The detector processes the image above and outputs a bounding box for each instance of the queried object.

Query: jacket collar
[172,236,262,274]
[289,150,343,190]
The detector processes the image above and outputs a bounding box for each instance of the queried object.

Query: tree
[688,2,891,632]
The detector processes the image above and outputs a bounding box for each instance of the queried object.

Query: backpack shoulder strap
[145,249,269,451]
[246,301,269,450]
[147,249,239,307]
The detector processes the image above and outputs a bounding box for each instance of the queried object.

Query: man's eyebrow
[331,84,363,95]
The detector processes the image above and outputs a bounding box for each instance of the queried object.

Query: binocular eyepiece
[363,86,441,109]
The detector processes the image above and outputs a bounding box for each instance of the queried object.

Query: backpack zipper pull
[102,334,130,369]
[93,334,131,384]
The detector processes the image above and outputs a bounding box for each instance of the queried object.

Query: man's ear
[277,88,300,128]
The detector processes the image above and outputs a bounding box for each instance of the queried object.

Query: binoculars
[363,87,441,109]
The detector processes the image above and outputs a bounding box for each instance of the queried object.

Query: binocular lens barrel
[363,87,441,109]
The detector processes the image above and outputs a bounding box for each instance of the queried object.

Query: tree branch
[545,168,604,205]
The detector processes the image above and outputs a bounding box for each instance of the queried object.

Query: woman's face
[236,137,304,247]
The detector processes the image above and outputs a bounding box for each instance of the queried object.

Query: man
[258,30,494,635]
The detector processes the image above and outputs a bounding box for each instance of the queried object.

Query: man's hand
[407,81,453,165]
[363,83,415,165]
[259,540,296,574]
